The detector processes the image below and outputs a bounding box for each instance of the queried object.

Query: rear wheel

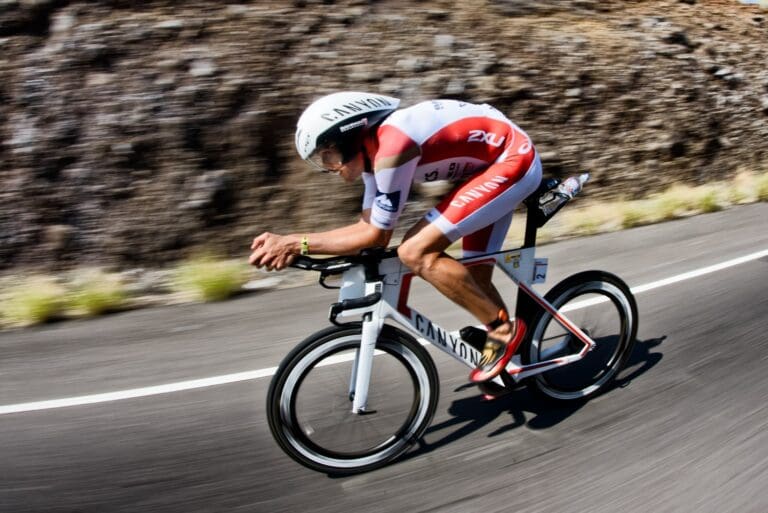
[522,271,638,401]
[267,323,439,475]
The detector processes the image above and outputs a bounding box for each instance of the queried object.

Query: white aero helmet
[295,91,400,170]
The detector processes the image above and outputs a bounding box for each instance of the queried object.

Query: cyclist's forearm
[294,219,392,256]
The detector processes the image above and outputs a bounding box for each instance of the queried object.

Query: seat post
[523,208,539,249]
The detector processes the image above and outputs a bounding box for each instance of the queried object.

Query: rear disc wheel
[522,271,638,401]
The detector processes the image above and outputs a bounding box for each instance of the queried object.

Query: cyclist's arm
[291,171,392,255]
[367,124,421,231]
[249,216,391,270]
[291,214,392,256]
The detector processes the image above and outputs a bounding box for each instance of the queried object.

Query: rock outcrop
[1,0,766,271]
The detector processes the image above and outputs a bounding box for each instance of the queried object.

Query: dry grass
[512,170,767,244]
[172,254,250,302]
[68,268,129,316]
[1,171,766,328]
[757,173,768,201]
[0,276,67,327]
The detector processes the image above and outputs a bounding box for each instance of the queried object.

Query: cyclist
[249,91,542,382]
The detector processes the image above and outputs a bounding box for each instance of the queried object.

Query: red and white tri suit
[363,99,542,256]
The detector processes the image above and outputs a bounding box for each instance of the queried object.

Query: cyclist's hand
[249,232,297,271]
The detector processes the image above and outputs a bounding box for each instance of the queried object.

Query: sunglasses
[308,147,344,174]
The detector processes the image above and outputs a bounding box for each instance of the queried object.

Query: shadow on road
[404,336,666,460]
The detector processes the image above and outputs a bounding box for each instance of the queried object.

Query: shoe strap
[485,309,510,331]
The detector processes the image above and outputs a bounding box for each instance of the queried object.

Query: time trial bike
[266,176,639,475]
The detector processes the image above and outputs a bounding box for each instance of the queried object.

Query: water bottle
[539,173,589,217]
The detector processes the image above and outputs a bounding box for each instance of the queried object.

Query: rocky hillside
[1,0,767,272]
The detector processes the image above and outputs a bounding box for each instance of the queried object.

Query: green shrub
[620,204,649,229]
[69,269,128,315]
[757,173,768,202]
[698,190,722,213]
[174,256,248,302]
[0,276,66,326]
[654,186,696,220]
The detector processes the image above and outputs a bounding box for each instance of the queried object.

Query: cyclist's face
[312,146,363,183]
[314,147,344,173]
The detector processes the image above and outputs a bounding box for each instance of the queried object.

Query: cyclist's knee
[397,242,438,276]
[397,242,420,272]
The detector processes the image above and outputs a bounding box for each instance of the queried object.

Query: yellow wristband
[300,235,310,256]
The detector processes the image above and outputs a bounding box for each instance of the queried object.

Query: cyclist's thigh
[424,153,542,245]
[462,212,513,258]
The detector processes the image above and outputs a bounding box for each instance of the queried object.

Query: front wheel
[266,323,439,475]
[522,271,638,401]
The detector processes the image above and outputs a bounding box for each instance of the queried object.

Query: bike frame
[335,243,598,414]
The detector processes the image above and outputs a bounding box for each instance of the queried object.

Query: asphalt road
[1,203,767,513]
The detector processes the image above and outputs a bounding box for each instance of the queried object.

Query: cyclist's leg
[434,155,540,244]
[469,263,506,312]
[401,152,541,379]
[464,238,513,397]
[400,153,541,349]
[463,211,514,311]
[399,220,501,325]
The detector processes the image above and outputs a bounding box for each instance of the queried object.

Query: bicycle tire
[266,323,439,475]
[521,270,638,401]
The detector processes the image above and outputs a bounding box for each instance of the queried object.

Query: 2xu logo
[467,129,505,147]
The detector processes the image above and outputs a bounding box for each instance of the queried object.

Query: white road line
[0,368,275,415]
[1,248,767,416]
